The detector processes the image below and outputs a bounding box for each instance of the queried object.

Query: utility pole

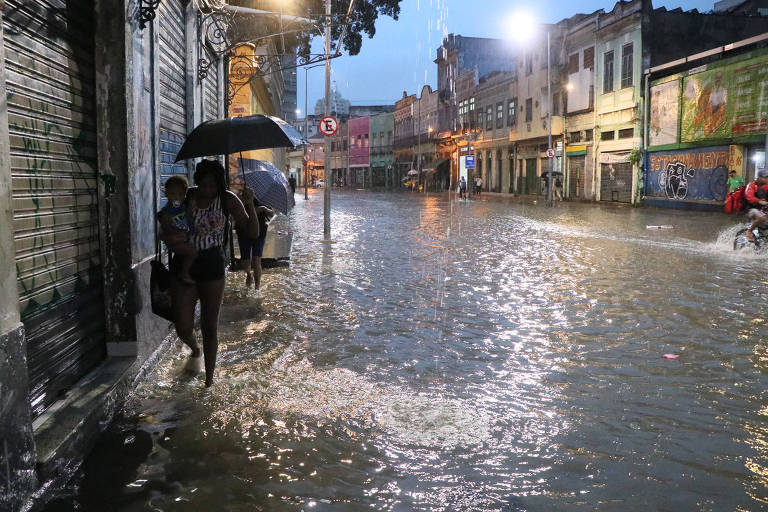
[323,0,332,237]
[546,29,553,207]
[304,67,309,200]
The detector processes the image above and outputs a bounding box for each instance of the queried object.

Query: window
[364,133,369,147]
[486,105,493,129]
[568,53,579,74]
[601,130,615,141]
[553,92,560,116]
[469,97,475,112]
[507,98,517,127]
[584,47,595,70]
[387,130,392,145]
[584,129,593,141]
[525,98,533,122]
[496,102,504,128]
[603,50,614,93]
[618,127,634,139]
[621,43,633,89]
[569,131,582,143]
[525,54,533,76]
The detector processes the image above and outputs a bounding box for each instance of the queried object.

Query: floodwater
[43,190,768,511]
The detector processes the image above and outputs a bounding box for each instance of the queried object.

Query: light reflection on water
[45,191,768,511]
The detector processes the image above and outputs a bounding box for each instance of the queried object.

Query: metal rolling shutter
[600,162,632,202]
[4,0,105,417]
[204,48,219,121]
[158,0,187,185]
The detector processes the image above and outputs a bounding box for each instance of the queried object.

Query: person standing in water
[163,160,260,387]
[237,194,274,298]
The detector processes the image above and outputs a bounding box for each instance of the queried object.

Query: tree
[228,0,404,60]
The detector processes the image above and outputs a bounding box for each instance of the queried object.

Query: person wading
[237,194,274,298]
[163,160,260,387]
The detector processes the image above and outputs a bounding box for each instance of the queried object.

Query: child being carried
[157,176,197,285]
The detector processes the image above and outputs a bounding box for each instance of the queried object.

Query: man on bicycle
[744,169,768,242]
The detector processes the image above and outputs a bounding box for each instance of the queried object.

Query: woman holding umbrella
[163,160,260,387]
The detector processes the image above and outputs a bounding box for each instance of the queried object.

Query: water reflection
[45,191,768,511]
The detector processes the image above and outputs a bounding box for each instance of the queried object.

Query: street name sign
[466,155,475,169]
[319,116,339,136]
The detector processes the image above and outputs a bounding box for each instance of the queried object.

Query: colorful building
[349,116,371,187]
[370,113,395,188]
[644,38,768,210]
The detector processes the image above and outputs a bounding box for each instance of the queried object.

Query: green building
[370,112,395,188]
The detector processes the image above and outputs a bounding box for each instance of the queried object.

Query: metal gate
[203,47,219,121]
[158,0,188,184]
[600,162,632,202]
[568,156,585,198]
[518,158,537,195]
[4,0,105,417]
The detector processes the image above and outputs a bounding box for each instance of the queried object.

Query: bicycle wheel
[734,229,760,251]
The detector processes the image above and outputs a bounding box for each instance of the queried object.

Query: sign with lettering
[318,116,339,136]
[646,146,730,201]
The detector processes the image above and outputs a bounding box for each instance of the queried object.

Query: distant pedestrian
[459,176,467,200]
[542,174,549,197]
[475,176,482,195]
[288,174,297,195]
[554,176,563,201]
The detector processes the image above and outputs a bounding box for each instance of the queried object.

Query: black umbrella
[175,115,307,162]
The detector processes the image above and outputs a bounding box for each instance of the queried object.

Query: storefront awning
[422,159,450,173]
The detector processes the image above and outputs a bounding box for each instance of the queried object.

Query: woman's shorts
[170,246,225,282]
[238,232,267,260]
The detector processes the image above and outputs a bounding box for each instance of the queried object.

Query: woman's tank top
[189,195,226,250]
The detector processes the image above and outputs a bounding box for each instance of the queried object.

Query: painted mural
[649,79,679,147]
[681,51,768,142]
[646,147,730,201]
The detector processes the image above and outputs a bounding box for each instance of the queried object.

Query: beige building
[468,72,517,193]
[512,25,566,196]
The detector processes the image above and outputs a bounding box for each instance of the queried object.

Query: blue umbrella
[238,159,295,215]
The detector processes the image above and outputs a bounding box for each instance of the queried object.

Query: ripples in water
[44,191,768,511]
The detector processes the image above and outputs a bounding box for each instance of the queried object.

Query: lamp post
[546,29,553,207]
[304,67,309,200]
[323,0,331,238]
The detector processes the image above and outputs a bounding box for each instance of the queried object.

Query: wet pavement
[43,190,768,511]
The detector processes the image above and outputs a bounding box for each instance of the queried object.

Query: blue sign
[465,155,475,169]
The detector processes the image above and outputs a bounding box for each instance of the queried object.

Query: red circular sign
[318,116,339,136]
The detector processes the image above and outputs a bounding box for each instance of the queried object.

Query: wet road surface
[43,190,768,511]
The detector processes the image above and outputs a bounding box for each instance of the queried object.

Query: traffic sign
[465,155,475,169]
[546,148,555,158]
[318,116,339,136]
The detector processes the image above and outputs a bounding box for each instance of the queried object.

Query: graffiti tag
[659,162,695,199]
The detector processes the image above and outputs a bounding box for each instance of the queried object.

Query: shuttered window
[5,0,106,417]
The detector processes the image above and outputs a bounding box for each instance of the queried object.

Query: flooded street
[45,190,768,511]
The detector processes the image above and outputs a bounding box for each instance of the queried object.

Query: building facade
[349,116,371,187]
[394,92,417,187]
[0,2,229,510]
[370,113,394,188]
[644,38,768,209]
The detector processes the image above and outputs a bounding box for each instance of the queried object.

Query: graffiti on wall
[647,147,730,201]
[659,162,695,199]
